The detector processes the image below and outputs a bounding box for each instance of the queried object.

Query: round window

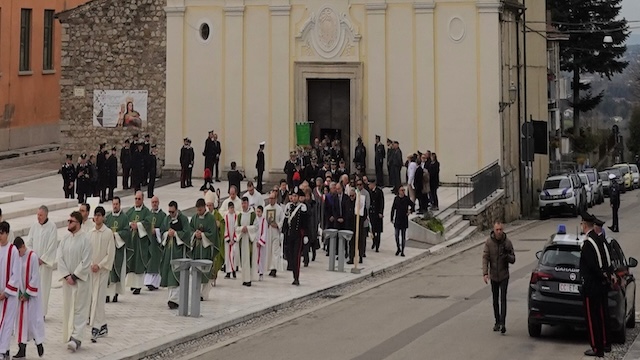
[200,23,210,41]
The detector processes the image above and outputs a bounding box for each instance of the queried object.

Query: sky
[622,0,640,44]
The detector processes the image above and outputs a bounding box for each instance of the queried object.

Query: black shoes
[605,346,612,353]
[269,270,277,277]
[500,325,506,334]
[13,343,26,359]
[37,343,44,357]
[132,288,141,295]
[168,301,179,309]
[113,294,119,303]
[493,324,500,331]
[584,349,604,357]
[106,296,110,303]
[242,282,252,287]
[401,253,405,257]
[225,273,231,279]
[395,250,400,256]
[147,285,158,291]
[608,226,620,233]
[292,280,300,286]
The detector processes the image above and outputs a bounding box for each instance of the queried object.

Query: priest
[13,236,45,359]
[106,197,130,303]
[125,191,152,295]
[206,189,225,286]
[264,191,285,278]
[145,196,166,291]
[236,197,258,287]
[189,198,218,300]
[0,222,20,360]
[283,187,308,286]
[159,201,191,309]
[25,205,58,318]
[88,206,115,343]
[57,211,92,352]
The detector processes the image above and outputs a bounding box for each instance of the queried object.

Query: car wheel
[614,316,627,343]
[528,321,542,337]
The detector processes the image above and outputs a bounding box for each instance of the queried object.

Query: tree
[547,0,629,137]
[627,106,640,156]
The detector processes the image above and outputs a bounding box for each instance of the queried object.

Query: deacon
[283,187,308,286]
[206,190,225,286]
[236,197,258,286]
[265,191,285,278]
[26,205,58,318]
[13,237,45,359]
[0,222,20,360]
[223,202,238,279]
[126,191,152,295]
[88,206,115,342]
[256,141,266,193]
[106,197,130,303]
[59,154,76,199]
[189,198,218,300]
[57,211,92,352]
[145,196,166,291]
[160,201,191,309]
[253,205,267,281]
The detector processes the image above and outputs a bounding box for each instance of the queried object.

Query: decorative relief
[296,5,361,60]
[448,17,466,42]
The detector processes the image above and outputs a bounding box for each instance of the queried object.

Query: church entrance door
[307,79,351,164]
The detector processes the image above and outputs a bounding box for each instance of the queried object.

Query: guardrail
[456,160,502,209]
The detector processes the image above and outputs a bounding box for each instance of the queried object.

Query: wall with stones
[465,197,506,232]
[58,0,166,167]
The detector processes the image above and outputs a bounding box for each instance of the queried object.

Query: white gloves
[303,236,309,245]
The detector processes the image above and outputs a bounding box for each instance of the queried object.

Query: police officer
[282,187,308,286]
[59,154,76,199]
[147,145,158,197]
[580,213,615,357]
[593,215,613,354]
[121,139,132,190]
[76,154,92,203]
[608,173,620,232]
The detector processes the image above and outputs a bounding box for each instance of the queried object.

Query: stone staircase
[438,208,479,242]
[0,192,80,237]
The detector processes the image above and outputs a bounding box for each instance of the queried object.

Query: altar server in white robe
[13,236,45,359]
[223,202,238,279]
[57,211,92,352]
[88,206,115,342]
[265,191,285,278]
[236,197,258,286]
[26,205,58,318]
[0,221,20,360]
[253,206,268,281]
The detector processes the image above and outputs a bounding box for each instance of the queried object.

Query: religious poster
[93,90,148,128]
[266,209,276,225]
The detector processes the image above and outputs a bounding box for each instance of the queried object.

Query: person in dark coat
[429,153,440,210]
[390,141,403,195]
[130,141,145,192]
[96,143,107,200]
[120,140,132,190]
[414,158,425,213]
[89,154,99,198]
[147,145,158,197]
[203,130,216,174]
[374,135,385,187]
[255,141,265,193]
[282,187,308,286]
[59,154,76,199]
[227,161,244,194]
[106,147,118,201]
[304,157,320,188]
[368,179,384,252]
[390,186,413,256]
[142,134,151,186]
[180,138,195,188]
[283,151,298,190]
[76,154,92,204]
[353,137,367,177]
[211,133,222,181]
[608,173,620,232]
[386,139,394,188]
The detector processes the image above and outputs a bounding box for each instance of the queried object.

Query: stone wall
[58,0,166,165]
[465,197,506,232]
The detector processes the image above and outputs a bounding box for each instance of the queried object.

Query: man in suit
[212,133,222,181]
[180,138,195,188]
[386,139,394,189]
[390,141,403,195]
[142,134,151,186]
[147,145,158,197]
[255,142,265,193]
[120,140,131,190]
[203,131,216,174]
[374,135,385,187]
[608,173,620,232]
[106,147,118,201]
[368,179,385,252]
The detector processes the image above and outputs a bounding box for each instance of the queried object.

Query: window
[540,246,580,268]
[43,10,54,71]
[199,23,210,41]
[19,9,32,72]
[543,178,571,190]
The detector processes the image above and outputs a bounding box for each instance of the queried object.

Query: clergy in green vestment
[125,191,152,294]
[189,198,218,300]
[159,200,191,309]
[105,196,131,302]
[205,189,225,286]
[145,196,167,291]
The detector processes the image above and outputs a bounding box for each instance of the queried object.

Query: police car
[538,174,586,219]
[528,225,637,343]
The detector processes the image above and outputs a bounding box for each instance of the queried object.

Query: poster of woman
[93,90,148,128]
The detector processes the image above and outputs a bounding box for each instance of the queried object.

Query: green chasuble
[147,209,167,273]
[106,211,131,284]
[189,212,218,283]
[212,209,225,279]
[159,212,192,288]
[126,206,153,274]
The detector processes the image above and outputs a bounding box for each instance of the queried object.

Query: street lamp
[499,83,518,112]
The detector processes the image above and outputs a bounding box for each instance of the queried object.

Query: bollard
[170,258,192,317]
[337,230,353,272]
[324,229,338,271]
[189,260,213,317]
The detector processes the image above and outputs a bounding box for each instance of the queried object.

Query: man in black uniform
[283,187,308,286]
[255,141,265,193]
[131,141,146,192]
[580,213,615,357]
[227,161,244,194]
[97,143,107,201]
[76,154,92,203]
[180,138,195,188]
[353,136,366,177]
[368,179,384,252]
[142,134,151,186]
[106,147,118,201]
[593,215,613,354]
[283,151,298,190]
[374,135,385,186]
[147,145,158,197]
[203,130,216,174]
[120,140,132,190]
[212,133,222,182]
[608,173,620,232]
[59,154,76,199]
[386,138,394,188]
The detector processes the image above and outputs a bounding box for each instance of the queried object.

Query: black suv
[528,226,637,343]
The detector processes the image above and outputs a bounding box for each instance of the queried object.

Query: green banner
[295,123,311,146]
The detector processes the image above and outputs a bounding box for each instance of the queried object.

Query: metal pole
[178,267,190,317]
[190,265,201,317]
[351,190,361,274]
[326,230,337,271]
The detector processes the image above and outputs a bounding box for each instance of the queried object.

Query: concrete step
[437,208,457,223]
[0,192,25,205]
[10,206,76,238]
[445,220,471,241]
[0,198,78,221]
[442,214,463,232]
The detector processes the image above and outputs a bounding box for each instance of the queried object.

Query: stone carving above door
[295,5,361,61]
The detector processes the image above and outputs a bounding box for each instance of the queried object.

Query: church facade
[164,0,543,186]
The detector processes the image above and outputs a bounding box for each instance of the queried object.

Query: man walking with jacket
[482,221,515,334]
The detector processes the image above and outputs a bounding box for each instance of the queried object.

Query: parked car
[538,174,586,219]
[600,171,611,197]
[606,167,627,194]
[583,169,604,204]
[630,164,640,189]
[577,173,594,207]
[612,163,633,190]
[528,225,637,343]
